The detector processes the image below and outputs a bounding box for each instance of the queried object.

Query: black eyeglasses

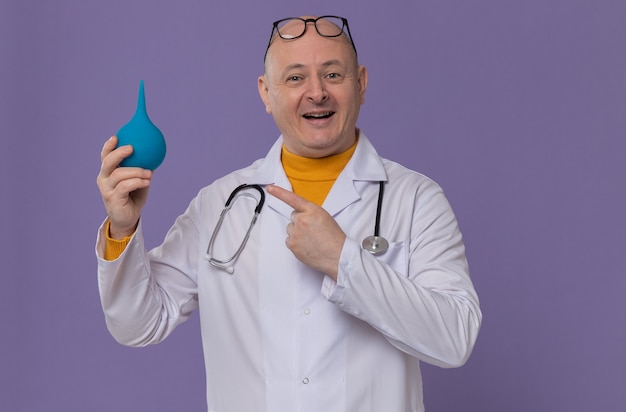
[264,15,358,61]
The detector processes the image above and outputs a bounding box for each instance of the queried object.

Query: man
[96,15,481,412]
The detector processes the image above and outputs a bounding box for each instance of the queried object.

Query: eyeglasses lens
[276,16,345,40]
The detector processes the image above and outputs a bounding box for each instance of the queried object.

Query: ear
[357,65,368,104]
[257,75,272,114]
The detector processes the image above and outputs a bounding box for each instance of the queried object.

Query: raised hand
[96,136,153,239]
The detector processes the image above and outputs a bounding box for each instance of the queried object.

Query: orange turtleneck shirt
[280,142,357,206]
[103,140,357,261]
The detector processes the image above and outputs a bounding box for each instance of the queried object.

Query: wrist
[107,219,138,240]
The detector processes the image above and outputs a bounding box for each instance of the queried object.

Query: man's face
[258,18,368,158]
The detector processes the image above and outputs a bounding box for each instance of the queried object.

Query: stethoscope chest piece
[362,235,389,256]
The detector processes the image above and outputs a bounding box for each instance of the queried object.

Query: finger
[100,174,150,200]
[107,168,152,192]
[100,136,118,161]
[100,144,135,177]
[98,161,152,195]
[116,180,152,203]
[267,184,311,212]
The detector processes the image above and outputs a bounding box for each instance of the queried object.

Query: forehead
[266,25,356,71]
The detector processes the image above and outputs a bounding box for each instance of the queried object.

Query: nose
[305,76,328,104]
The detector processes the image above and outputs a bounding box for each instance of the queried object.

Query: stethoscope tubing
[362,181,389,256]
[207,180,389,273]
[205,184,265,273]
[374,181,384,237]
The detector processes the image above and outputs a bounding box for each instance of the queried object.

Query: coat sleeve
[95,198,201,347]
[323,180,481,368]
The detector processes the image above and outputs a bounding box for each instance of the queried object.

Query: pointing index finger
[267,184,310,212]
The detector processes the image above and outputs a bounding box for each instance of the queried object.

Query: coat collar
[251,132,387,217]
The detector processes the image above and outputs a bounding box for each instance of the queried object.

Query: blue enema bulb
[115,80,166,170]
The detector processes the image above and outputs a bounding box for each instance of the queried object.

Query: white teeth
[304,112,333,119]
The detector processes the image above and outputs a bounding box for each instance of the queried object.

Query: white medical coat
[97,133,481,412]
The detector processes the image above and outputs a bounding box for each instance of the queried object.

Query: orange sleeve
[103,220,133,261]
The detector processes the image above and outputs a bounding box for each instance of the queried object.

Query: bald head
[264,16,358,73]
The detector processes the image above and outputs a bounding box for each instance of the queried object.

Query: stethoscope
[205,181,388,273]
[205,184,265,274]
[361,181,389,256]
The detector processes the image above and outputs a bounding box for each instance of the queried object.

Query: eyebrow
[281,59,346,75]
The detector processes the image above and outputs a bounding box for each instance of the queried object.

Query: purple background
[1,0,625,410]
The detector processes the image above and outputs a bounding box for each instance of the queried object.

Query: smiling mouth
[303,111,335,120]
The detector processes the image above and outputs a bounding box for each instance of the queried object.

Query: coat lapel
[250,133,388,219]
